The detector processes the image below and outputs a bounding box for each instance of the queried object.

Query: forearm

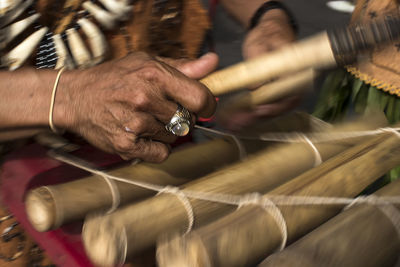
[0,52,218,162]
[0,68,71,130]
[0,129,47,142]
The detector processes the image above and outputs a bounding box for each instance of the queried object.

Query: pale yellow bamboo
[157,132,400,267]
[25,138,241,232]
[250,69,314,106]
[26,112,331,232]
[201,32,334,96]
[81,118,385,267]
[220,69,314,114]
[259,179,400,267]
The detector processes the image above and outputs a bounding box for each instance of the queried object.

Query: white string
[86,125,400,217]
[50,126,400,251]
[54,149,400,202]
[238,193,288,251]
[244,127,400,143]
[344,195,400,239]
[99,174,121,214]
[260,197,288,251]
[54,150,400,247]
[53,151,400,217]
[194,125,247,160]
[194,125,400,164]
[300,134,322,167]
[344,195,369,210]
[157,186,194,234]
[376,204,400,239]
[380,127,400,139]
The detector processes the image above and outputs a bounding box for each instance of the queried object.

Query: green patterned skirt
[313,68,400,185]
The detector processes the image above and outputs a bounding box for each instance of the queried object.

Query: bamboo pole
[25,112,333,232]
[218,69,314,117]
[259,179,400,267]
[81,118,386,267]
[156,131,400,267]
[201,16,400,96]
[250,69,315,106]
[25,138,241,232]
[201,32,334,96]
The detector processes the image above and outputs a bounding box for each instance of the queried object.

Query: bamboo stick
[25,112,332,232]
[201,16,400,96]
[81,118,386,267]
[26,138,241,232]
[201,32,334,96]
[259,179,400,267]
[157,131,400,267]
[218,69,314,117]
[250,69,314,106]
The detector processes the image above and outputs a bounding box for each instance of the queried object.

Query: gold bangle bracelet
[49,67,65,133]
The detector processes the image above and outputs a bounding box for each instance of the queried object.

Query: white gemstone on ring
[165,104,191,136]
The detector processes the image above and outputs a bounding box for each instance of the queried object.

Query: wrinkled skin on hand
[56,52,218,162]
[221,9,300,131]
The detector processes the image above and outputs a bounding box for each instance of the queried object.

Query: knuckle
[114,137,133,152]
[191,89,210,112]
[137,63,163,82]
[129,118,146,134]
[133,92,152,109]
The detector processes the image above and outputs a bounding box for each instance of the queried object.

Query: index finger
[158,61,217,118]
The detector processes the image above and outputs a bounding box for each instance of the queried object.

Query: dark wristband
[249,1,298,34]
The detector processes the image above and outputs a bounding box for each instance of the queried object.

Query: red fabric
[0,140,193,266]
[1,144,122,267]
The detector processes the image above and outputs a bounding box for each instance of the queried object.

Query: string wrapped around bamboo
[156,129,400,267]
[25,138,242,232]
[82,117,386,267]
[259,179,400,267]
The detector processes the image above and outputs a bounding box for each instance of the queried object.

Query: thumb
[158,53,219,79]
[178,53,219,79]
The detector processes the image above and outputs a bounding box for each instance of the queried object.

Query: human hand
[242,9,295,59]
[221,9,300,131]
[54,52,218,162]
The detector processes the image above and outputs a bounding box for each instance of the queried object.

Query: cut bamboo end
[82,215,127,267]
[25,187,57,232]
[157,233,211,267]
